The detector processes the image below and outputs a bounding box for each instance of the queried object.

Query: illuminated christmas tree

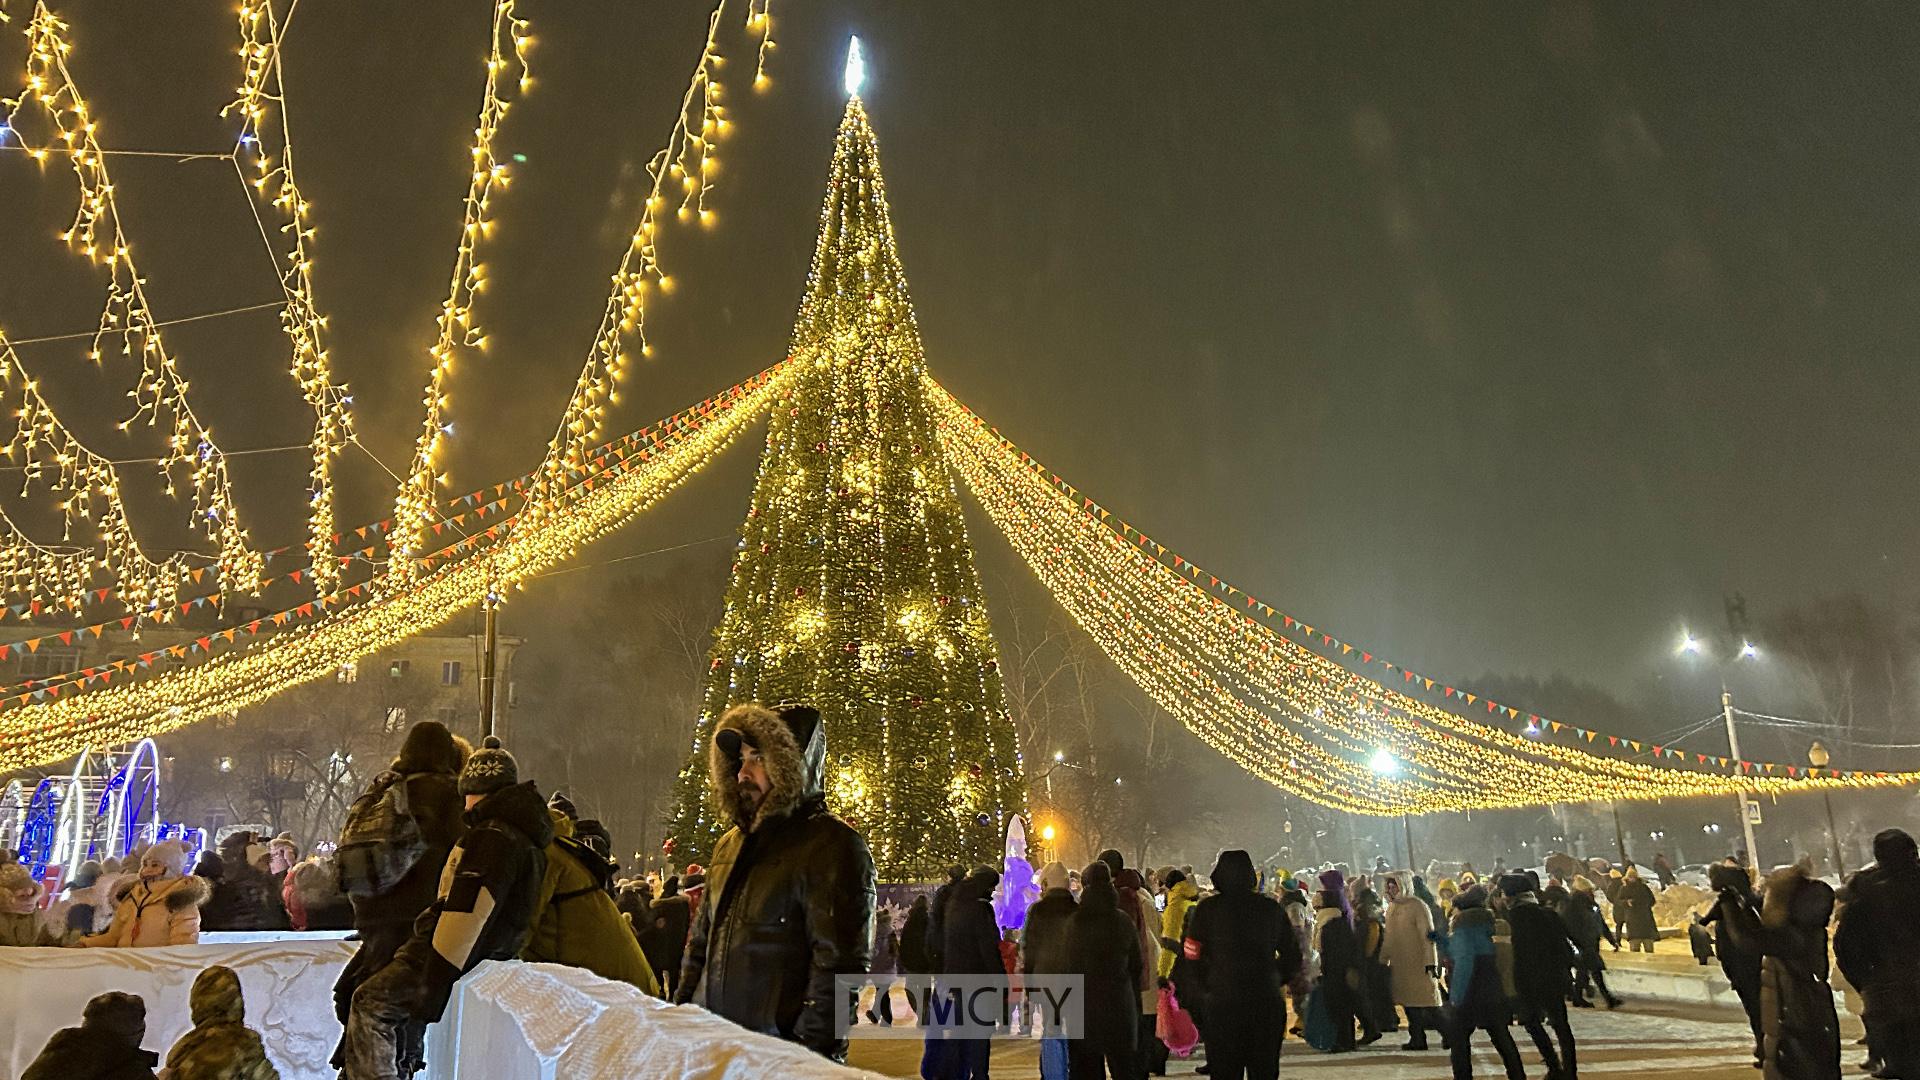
[667,51,1024,880]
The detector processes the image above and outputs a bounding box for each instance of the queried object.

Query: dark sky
[3,0,1918,705]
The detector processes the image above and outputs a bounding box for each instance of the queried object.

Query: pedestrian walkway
[846,1000,1859,1079]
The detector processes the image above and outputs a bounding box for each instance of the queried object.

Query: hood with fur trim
[113,872,211,912]
[708,703,827,832]
[1762,863,1834,930]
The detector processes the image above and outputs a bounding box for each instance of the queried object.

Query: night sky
[2,0,1918,719]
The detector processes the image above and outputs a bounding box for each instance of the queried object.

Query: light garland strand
[224,0,354,597]
[0,331,188,617]
[0,363,789,769]
[930,379,1920,814]
[6,3,263,597]
[390,0,532,576]
[515,0,774,538]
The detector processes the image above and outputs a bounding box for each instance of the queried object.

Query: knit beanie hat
[1498,873,1534,898]
[548,791,579,822]
[460,736,519,796]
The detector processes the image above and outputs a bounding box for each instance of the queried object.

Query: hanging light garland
[224,0,354,598]
[0,363,788,770]
[390,0,532,576]
[7,3,262,597]
[517,0,775,536]
[930,379,1920,814]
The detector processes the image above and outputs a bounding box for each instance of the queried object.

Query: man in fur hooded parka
[675,703,876,1062]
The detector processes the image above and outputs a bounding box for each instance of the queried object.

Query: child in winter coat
[0,863,77,946]
[162,965,280,1079]
[80,840,210,948]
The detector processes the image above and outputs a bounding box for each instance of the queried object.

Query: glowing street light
[1740,641,1760,660]
[1040,824,1056,842]
[1679,631,1702,655]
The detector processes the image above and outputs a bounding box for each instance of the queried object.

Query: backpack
[336,771,428,899]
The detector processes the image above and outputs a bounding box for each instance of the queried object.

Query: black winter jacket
[676,705,875,1062]
[1022,887,1077,976]
[1701,866,1762,992]
[1506,895,1578,1001]
[1835,858,1920,1025]
[1066,878,1142,1056]
[1725,866,1840,1080]
[1184,851,1301,1023]
[393,779,553,1023]
[942,870,1005,975]
[23,994,158,1080]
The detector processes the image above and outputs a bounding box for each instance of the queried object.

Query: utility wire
[5,299,287,345]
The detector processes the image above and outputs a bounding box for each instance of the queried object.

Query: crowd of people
[2,703,1918,1080]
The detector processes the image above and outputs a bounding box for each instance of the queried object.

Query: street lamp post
[1682,630,1762,867]
[1809,742,1845,878]
[1721,685,1760,869]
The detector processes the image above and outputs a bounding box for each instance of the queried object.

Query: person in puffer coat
[1183,849,1301,1080]
[1836,829,1920,1080]
[522,807,661,995]
[342,736,553,1080]
[0,862,77,946]
[1700,862,1764,1067]
[1723,863,1841,1080]
[1158,870,1199,981]
[80,841,209,948]
[162,965,279,1079]
[1380,871,1442,1050]
[675,703,876,1063]
[1066,862,1143,1080]
[1443,885,1525,1080]
[23,990,158,1079]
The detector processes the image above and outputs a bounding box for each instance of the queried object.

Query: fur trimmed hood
[708,703,826,832]
[1762,863,1834,930]
[114,872,211,912]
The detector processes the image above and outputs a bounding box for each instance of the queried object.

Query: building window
[337,662,358,684]
[204,809,229,835]
[384,707,407,734]
[441,661,461,686]
[435,707,456,725]
[18,647,81,679]
[388,659,410,679]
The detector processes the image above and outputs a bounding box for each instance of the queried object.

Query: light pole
[1809,741,1845,878]
[1681,630,1761,867]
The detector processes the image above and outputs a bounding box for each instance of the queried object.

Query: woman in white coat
[1381,871,1445,1050]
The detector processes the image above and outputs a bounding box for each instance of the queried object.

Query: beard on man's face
[736,775,768,817]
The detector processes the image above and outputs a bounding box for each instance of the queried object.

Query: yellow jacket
[1158,878,1199,979]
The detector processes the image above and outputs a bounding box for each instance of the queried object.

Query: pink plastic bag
[1156,985,1200,1056]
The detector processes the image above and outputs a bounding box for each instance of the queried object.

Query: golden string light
[8,3,263,598]
[0,363,790,770]
[517,0,775,533]
[930,379,1920,814]
[390,0,532,576]
[225,0,354,597]
[667,85,1023,880]
[0,331,187,617]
